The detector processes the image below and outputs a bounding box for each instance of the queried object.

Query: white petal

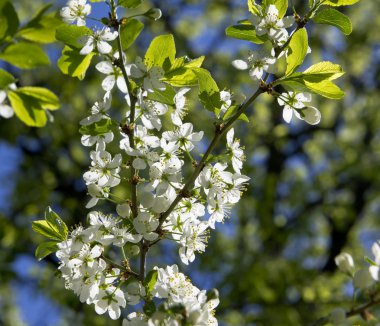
[96,61,114,74]
[301,106,321,125]
[80,41,94,55]
[283,107,293,123]
[116,76,128,94]
[102,75,115,92]
[0,105,14,118]
[232,59,249,70]
[97,41,112,54]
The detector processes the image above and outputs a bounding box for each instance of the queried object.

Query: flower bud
[116,203,131,218]
[335,252,355,274]
[143,8,162,21]
[353,269,374,289]
[125,244,140,257]
[329,308,346,324]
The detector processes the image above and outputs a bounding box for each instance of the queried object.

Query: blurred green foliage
[0,0,379,325]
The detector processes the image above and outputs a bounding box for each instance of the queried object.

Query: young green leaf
[264,0,288,18]
[119,19,144,51]
[147,86,176,105]
[32,220,64,241]
[7,91,48,127]
[184,56,205,68]
[58,46,95,80]
[0,1,19,41]
[322,0,360,6]
[35,241,59,261]
[304,79,344,99]
[55,25,92,49]
[144,270,158,295]
[44,207,68,240]
[303,61,344,80]
[0,68,15,89]
[145,34,176,70]
[314,8,352,35]
[225,24,265,44]
[15,87,60,110]
[163,68,199,87]
[286,28,308,76]
[79,119,118,136]
[193,68,222,112]
[0,43,49,69]
[17,4,63,43]
[118,0,143,8]
[247,0,262,15]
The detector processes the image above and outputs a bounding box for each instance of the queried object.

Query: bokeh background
[1,0,379,325]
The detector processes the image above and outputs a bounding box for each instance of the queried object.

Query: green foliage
[163,56,205,87]
[225,24,265,44]
[32,207,68,242]
[144,270,158,295]
[263,0,288,17]
[0,42,50,69]
[285,28,308,76]
[56,25,92,49]
[0,68,15,88]
[0,1,19,41]
[118,0,143,8]
[8,87,60,126]
[35,241,59,261]
[79,119,118,136]
[143,300,156,317]
[147,86,176,105]
[322,0,361,6]
[314,8,352,35]
[277,61,345,99]
[119,19,144,51]
[58,46,95,80]
[17,4,63,43]
[193,68,222,112]
[145,34,176,70]
[247,0,262,15]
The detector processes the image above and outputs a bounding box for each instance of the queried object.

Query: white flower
[94,286,126,320]
[60,0,91,26]
[278,92,321,125]
[128,57,166,92]
[369,241,380,281]
[80,92,112,126]
[250,4,294,46]
[80,27,118,55]
[179,221,209,265]
[163,122,203,152]
[0,83,16,119]
[136,91,168,131]
[232,50,276,80]
[171,88,190,126]
[96,55,128,93]
[335,252,355,275]
[226,128,245,174]
[133,211,159,241]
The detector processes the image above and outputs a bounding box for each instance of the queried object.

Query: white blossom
[60,0,91,26]
[128,57,166,92]
[80,27,118,55]
[0,83,16,119]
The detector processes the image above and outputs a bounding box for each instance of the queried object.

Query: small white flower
[171,88,190,126]
[96,54,128,93]
[80,27,118,55]
[335,252,355,275]
[232,50,276,80]
[128,57,166,92]
[369,241,380,281]
[0,83,16,119]
[133,211,159,241]
[94,286,126,320]
[60,0,91,26]
[163,122,203,152]
[278,92,321,125]
[226,128,245,174]
[250,4,294,46]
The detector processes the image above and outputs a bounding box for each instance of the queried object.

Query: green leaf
[0,43,49,69]
[193,68,222,112]
[322,0,360,6]
[0,68,15,89]
[303,61,344,80]
[144,270,158,295]
[314,8,352,35]
[304,79,344,99]
[15,87,60,110]
[32,207,68,242]
[143,300,156,317]
[55,25,92,49]
[79,119,117,136]
[8,91,47,127]
[58,46,95,80]
[247,0,262,15]
[17,4,63,43]
[286,28,308,76]
[35,241,59,261]
[0,1,19,41]
[365,256,377,266]
[164,68,199,87]
[184,56,205,68]
[120,18,144,51]
[44,207,68,240]
[118,0,143,8]
[264,0,288,18]
[145,34,176,70]
[225,24,265,44]
[147,86,176,105]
